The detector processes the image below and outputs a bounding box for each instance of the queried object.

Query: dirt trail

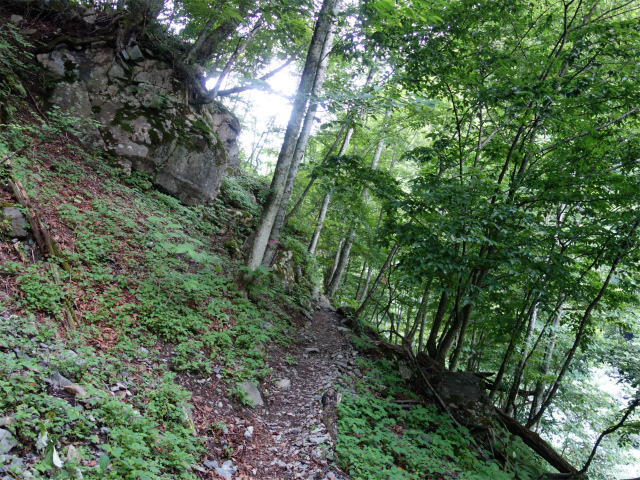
[183,302,357,480]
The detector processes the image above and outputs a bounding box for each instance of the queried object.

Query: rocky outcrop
[272,250,303,293]
[37,43,240,205]
[431,371,495,431]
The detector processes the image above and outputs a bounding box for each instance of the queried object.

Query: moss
[148,128,161,145]
[0,201,15,208]
[62,60,78,84]
[192,120,210,135]
[211,130,227,166]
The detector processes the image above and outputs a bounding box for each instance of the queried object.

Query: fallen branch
[495,409,581,477]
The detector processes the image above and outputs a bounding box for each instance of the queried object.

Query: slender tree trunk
[528,245,632,427]
[242,0,338,276]
[357,265,373,301]
[356,241,399,316]
[327,226,356,297]
[210,18,263,98]
[308,127,353,254]
[437,303,472,368]
[284,123,346,223]
[448,305,473,371]
[261,15,337,267]
[407,279,432,346]
[354,260,367,300]
[426,291,448,358]
[324,238,344,290]
[527,304,564,428]
[325,129,384,296]
[505,303,539,417]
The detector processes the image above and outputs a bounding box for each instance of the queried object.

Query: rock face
[272,250,303,293]
[37,44,240,205]
[431,372,495,431]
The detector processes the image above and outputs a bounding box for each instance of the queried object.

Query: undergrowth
[335,357,548,480]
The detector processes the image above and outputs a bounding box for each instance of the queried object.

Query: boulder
[272,250,302,293]
[37,45,240,205]
[0,429,17,455]
[238,380,263,407]
[1,207,28,238]
[431,371,495,431]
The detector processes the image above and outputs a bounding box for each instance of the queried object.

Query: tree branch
[540,105,640,154]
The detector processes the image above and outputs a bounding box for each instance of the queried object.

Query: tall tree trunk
[505,303,539,417]
[284,123,346,223]
[527,239,634,427]
[408,279,432,346]
[308,127,353,254]
[527,304,564,428]
[261,15,337,267]
[356,241,399,317]
[324,238,344,290]
[354,260,367,300]
[242,0,339,277]
[426,291,448,358]
[326,226,356,297]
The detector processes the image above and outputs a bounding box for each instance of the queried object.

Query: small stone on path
[63,384,87,397]
[239,380,264,407]
[276,378,291,389]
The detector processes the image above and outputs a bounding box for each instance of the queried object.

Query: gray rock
[128,45,143,61]
[9,15,23,25]
[317,295,333,310]
[63,384,87,397]
[0,417,16,428]
[1,207,28,238]
[305,348,320,354]
[204,459,237,479]
[308,435,329,445]
[275,378,291,389]
[272,250,302,293]
[0,429,17,455]
[239,380,263,407]
[37,45,240,206]
[49,371,72,389]
[431,372,495,431]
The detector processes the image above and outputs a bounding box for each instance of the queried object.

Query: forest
[0,0,639,479]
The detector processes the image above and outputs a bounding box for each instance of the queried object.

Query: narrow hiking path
[179,299,357,480]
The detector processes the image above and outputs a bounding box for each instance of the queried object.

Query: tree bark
[326,226,356,297]
[261,15,337,267]
[527,303,563,429]
[426,290,448,358]
[284,123,346,223]
[505,303,538,417]
[242,0,339,277]
[355,241,399,317]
